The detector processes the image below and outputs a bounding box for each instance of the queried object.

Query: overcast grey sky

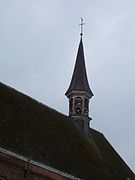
[0,0,135,172]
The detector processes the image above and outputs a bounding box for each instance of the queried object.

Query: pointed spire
[65,37,93,98]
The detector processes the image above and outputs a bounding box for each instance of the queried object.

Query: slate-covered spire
[65,37,93,98]
[65,34,93,135]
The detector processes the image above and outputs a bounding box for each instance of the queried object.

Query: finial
[79,17,85,37]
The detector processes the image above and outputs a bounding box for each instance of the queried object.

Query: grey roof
[65,37,93,97]
[0,82,135,179]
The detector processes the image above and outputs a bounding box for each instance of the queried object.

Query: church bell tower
[65,20,93,135]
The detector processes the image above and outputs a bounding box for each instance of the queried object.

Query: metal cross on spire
[79,17,85,37]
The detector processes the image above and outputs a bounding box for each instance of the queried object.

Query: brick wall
[0,149,79,180]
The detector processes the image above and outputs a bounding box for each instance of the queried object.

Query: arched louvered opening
[75,97,83,114]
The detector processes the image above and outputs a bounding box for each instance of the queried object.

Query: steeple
[65,37,93,98]
[65,34,93,135]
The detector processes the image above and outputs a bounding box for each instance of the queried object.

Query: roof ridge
[0,82,67,118]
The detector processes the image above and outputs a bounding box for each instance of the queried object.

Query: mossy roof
[0,82,134,180]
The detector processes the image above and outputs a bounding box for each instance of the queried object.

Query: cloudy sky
[0,0,135,172]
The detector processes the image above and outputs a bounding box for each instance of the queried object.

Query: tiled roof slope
[0,82,134,180]
[90,128,135,180]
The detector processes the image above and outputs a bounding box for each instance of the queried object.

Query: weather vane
[79,17,85,36]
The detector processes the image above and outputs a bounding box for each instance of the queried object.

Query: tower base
[71,116,92,136]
